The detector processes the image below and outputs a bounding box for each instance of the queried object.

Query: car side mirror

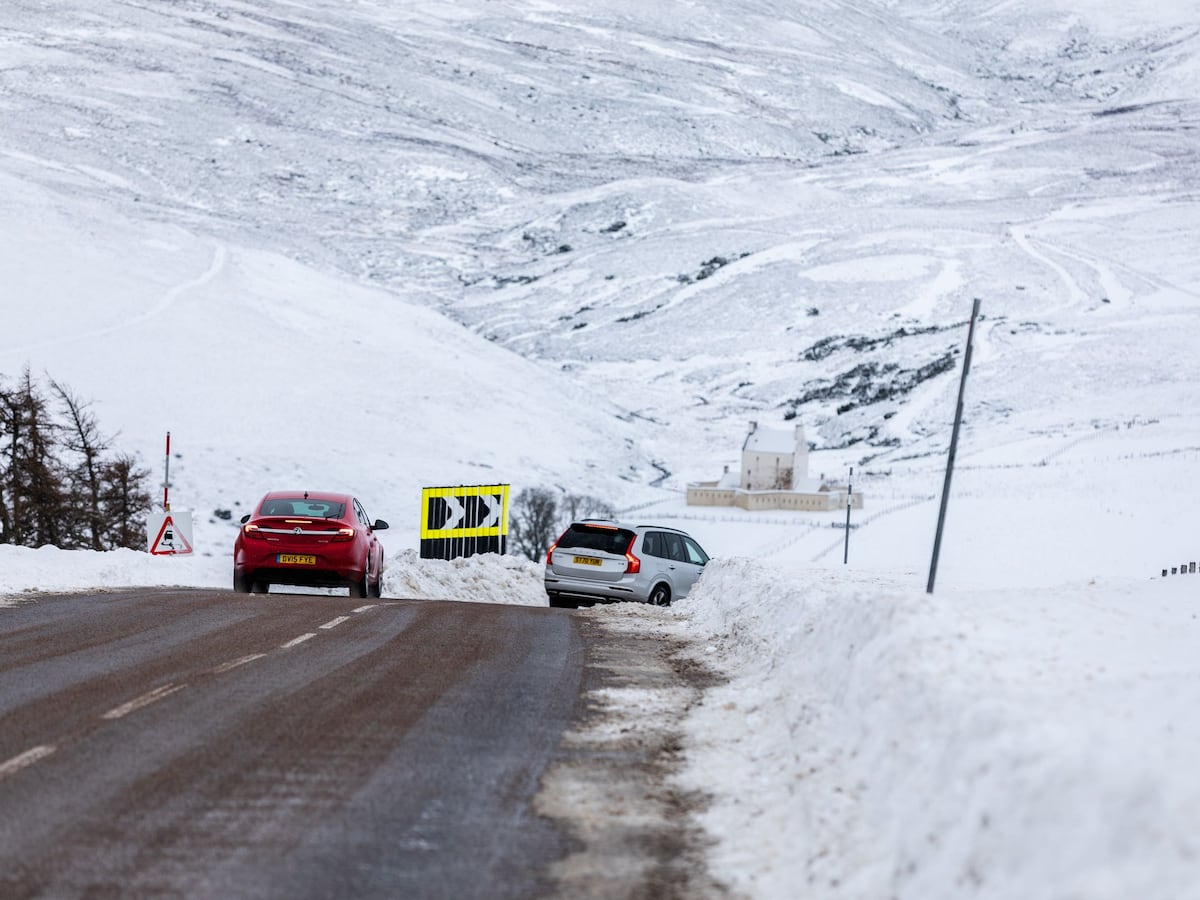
[373,519,389,531]
[240,514,250,524]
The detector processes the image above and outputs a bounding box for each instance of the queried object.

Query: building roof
[743,424,801,455]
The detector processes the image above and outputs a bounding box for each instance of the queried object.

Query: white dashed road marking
[3,603,390,784]
[0,745,56,780]
[210,653,267,675]
[102,684,186,720]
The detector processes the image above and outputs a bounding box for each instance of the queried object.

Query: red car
[233,490,388,597]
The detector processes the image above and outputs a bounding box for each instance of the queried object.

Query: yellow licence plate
[278,554,317,565]
[572,555,602,567]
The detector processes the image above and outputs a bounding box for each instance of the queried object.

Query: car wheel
[350,571,369,599]
[648,584,671,607]
[234,572,252,593]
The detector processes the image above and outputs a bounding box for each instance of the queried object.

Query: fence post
[843,466,853,564]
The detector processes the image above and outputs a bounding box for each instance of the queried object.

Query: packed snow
[672,563,1200,900]
[3,0,1199,897]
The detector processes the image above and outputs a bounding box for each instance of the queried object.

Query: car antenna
[304,491,309,500]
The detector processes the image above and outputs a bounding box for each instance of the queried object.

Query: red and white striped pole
[163,432,171,512]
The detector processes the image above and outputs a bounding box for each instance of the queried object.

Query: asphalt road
[0,589,599,899]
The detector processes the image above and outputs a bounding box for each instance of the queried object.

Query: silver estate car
[544,520,710,609]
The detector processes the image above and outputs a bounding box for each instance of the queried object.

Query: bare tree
[509,488,617,562]
[559,492,614,525]
[509,487,560,561]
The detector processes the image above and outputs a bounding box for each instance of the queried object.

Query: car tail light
[624,536,640,574]
[242,523,264,540]
[331,527,355,542]
[545,541,558,566]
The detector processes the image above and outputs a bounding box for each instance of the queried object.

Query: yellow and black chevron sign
[419,484,510,559]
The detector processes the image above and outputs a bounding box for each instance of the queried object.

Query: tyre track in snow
[3,242,227,357]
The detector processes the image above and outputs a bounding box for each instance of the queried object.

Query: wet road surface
[0,589,723,899]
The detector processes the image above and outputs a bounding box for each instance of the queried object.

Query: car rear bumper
[543,574,646,604]
[237,561,363,583]
[235,546,364,586]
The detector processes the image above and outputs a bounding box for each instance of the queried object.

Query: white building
[687,421,863,512]
[741,420,809,491]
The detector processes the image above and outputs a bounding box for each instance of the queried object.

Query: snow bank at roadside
[0,544,548,607]
[382,548,548,606]
[0,544,228,602]
[671,558,1200,900]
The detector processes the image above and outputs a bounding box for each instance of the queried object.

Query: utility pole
[927,298,982,594]
[843,466,853,564]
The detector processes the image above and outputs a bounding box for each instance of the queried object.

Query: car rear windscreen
[261,499,346,518]
[559,525,635,554]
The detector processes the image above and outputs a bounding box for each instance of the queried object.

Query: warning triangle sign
[150,514,194,556]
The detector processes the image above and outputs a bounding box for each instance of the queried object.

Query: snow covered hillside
[3,1,1200,898]
[2,0,1196,582]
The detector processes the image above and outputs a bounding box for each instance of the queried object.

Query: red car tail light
[624,536,640,574]
[243,523,265,540]
[331,527,355,542]
[545,541,558,566]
